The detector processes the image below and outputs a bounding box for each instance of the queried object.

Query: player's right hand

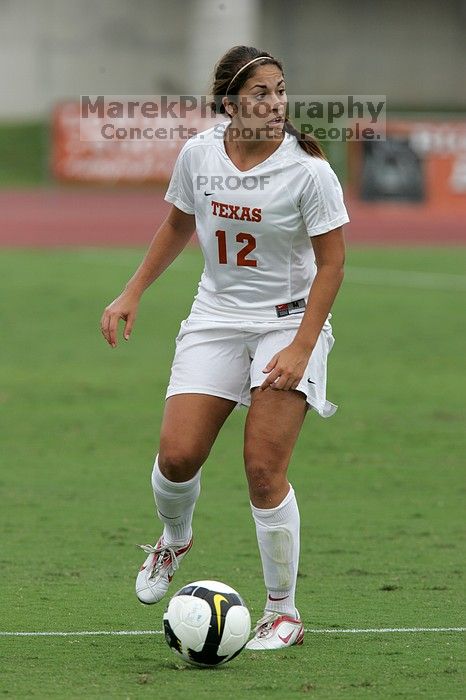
[100,291,140,348]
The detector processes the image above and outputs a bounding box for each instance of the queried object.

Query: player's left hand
[260,342,312,392]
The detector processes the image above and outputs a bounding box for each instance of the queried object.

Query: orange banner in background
[52,101,223,184]
[53,104,466,216]
[348,119,466,210]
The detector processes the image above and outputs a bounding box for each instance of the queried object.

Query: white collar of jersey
[218,122,290,170]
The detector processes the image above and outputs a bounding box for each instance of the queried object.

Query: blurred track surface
[0,189,464,247]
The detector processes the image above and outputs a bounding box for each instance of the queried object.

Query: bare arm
[125,206,196,296]
[100,206,196,347]
[292,226,345,353]
[260,226,345,391]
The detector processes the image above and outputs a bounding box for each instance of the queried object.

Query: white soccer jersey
[164,121,349,322]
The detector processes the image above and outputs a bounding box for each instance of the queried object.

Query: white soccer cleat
[135,536,193,605]
[245,611,304,650]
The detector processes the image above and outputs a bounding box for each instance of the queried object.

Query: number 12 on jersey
[215,229,257,267]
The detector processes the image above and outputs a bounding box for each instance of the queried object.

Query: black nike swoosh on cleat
[204,191,214,196]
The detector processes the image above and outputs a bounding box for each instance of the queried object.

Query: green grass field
[0,246,464,699]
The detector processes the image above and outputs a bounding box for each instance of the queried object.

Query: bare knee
[246,465,281,504]
[244,446,289,507]
[158,445,208,482]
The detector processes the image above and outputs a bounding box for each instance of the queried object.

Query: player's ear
[222,97,237,118]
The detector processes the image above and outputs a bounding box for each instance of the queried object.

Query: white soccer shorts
[165,318,337,417]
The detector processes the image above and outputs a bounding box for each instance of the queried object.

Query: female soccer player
[100,46,349,650]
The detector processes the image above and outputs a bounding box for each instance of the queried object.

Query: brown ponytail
[284,117,326,160]
[210,46,326,160]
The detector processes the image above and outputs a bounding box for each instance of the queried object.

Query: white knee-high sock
[151,455,201,546]
[250,485,300,618]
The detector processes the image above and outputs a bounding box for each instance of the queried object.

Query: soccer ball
[163,580,251,667]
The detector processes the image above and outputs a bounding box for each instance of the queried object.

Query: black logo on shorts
[204,191,214,196]
[307,378,315,384]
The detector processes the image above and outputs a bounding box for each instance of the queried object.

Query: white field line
[70,251,466,292]
[345,267,466,291]
[0,627,464,638]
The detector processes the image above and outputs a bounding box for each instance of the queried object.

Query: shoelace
[252,612,279,638]
[138,543,180,580]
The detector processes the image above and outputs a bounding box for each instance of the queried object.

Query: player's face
[229,65,287,139]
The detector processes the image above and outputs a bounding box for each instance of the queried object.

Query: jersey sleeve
[299,159,350,237]
[164,143,195,214]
